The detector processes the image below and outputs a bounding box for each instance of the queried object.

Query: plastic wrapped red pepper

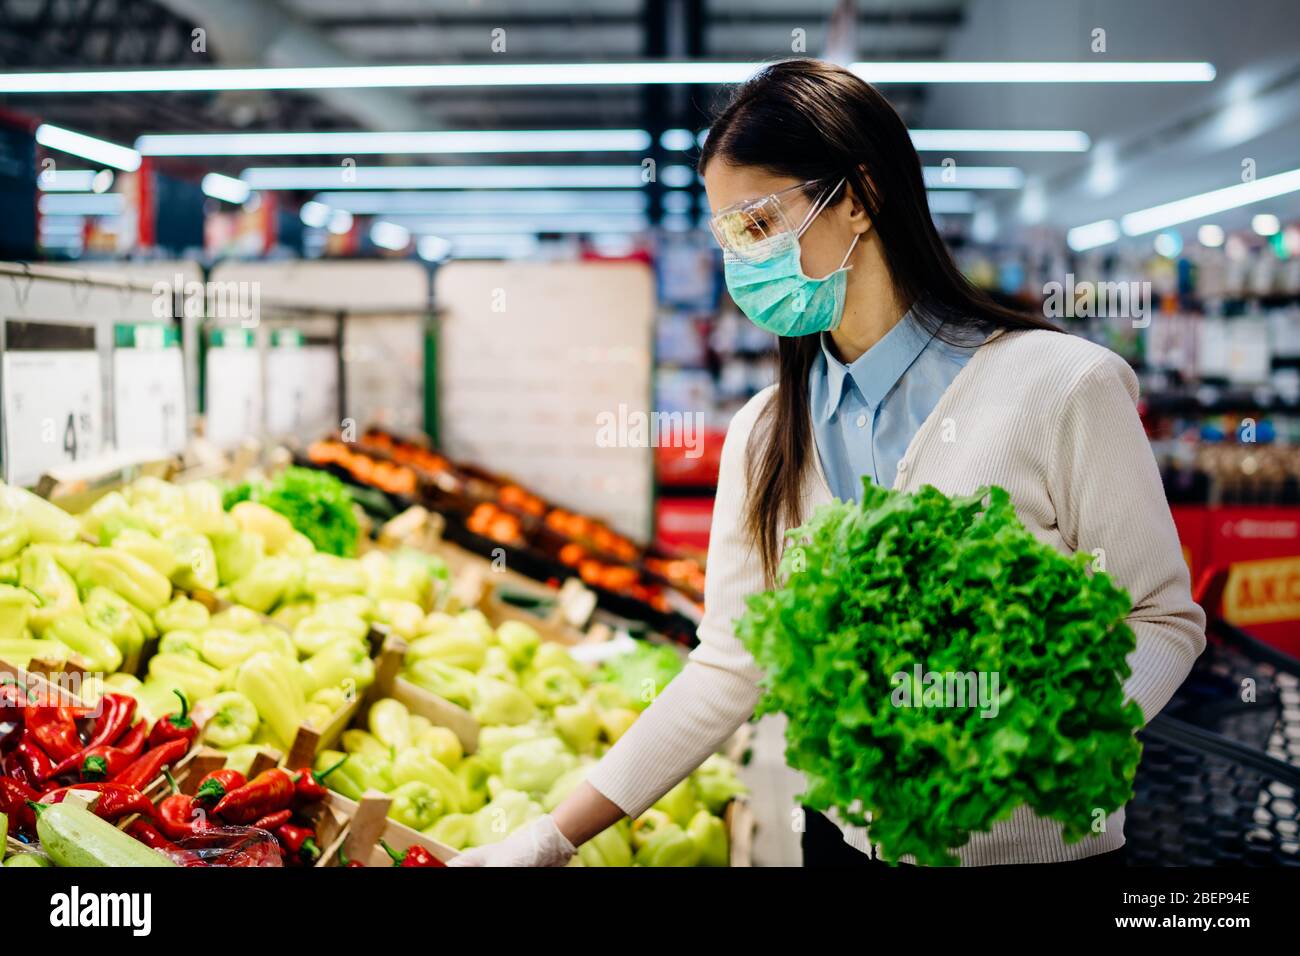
[126,819,205,866]
[194,768,246,805]
[113,735,190,790]
[212,768,295,825]
[147,691,198,749]
[381,839,445,868]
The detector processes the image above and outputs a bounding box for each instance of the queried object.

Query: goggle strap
[796,177,847,237]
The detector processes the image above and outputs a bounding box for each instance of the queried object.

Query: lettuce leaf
[735,480,1143,866]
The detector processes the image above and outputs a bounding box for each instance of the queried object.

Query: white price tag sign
[113,345,186,456]
[2,350,104,486]
[205,345,263,448]
[266,344,338,439]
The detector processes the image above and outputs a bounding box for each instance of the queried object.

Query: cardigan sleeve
[584,390,772,818]
[1048,352,1207,722]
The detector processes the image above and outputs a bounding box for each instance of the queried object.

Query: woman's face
[702,161,863,280]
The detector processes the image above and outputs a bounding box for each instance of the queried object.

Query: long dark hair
[700,58,1060,584]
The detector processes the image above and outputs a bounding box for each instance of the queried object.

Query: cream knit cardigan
[587,328,1207,865]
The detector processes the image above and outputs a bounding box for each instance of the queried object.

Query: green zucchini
[34,803,176,868]
[5,853,51,867]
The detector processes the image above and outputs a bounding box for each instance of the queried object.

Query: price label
[2,349,104,486]
[113,333,187,456]
[205,345,263,448]
[266,344,338,439]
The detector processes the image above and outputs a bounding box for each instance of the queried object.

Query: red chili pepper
[252,808,292,832]
[194,768,246,805]
[337,847,365,868]
[292,755,347,805]
[37,782,154,821]
[0,776,39,832]
[24,706,82,762]
[14,730,58,782]
[212,768,295,825]
[276,822,321,866]
[381,839,445,868]
[113,735,190,791]
[147,690,198,749]
[75,722,147,781]
[157,781,210,841]
[125,819,205,866]
[82,693,136,751]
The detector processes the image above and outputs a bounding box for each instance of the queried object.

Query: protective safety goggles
[707,178,844,263]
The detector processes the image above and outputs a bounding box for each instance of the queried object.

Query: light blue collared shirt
[810,312,979,501]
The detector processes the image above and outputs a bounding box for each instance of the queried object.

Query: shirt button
[855,414,867,428]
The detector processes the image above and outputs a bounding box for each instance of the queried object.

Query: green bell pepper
[692,754,748,814]
[158,629,204,659]
[390,749,467,811]
[499,737,577,795]
[161,529,218,592]
[403,659,474,709]
[341,729,390,760]
[301,640,373,697]
[230,501,295,554]
[425,812,474,850]
[630,809,673,851]
[221,744,265,778]
[270,599,314,632]
[314,749,365,800]
[37,542,92,578]
[0,491,30,559]
[554,698,600,754]
[209,605,262,632]
[45,616,123,673]
[147,653,222,703]
[413,721,463,770]
[523,665,585,709]
[77,549,172,614]
[153,595,210,634]
[529,641,589,681]
[387,780,447,830]
[293,614,367,657]
[19,548,81,636]
[234,651,305,748]
[634,822,700,867]
[687,809,729,867]
[311,685,349,712]
[200,690,260,748]
[200,628,273,670]
[598,707,639,744]
[368,698,413,752]
[301,553,367,598]
[652,777,699,827]
[4,485,78,544]
[455,755,491,812]
[405,627,488,672]
[0,583,38,641]
[110,529,179,578]
[209,525,264,586]
[0,558,19,584]
[469,676,537,726]
[474,725,547,773]
[374,599,425,640]
[83,586,145,673]
[478,646,520,686]
[469,790,542,847]
[229,557,298,614]
[578,822,633,867]
[0,638,74,669]
[494,620,541,671]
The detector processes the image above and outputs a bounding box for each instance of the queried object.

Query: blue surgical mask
[722,184,859,337]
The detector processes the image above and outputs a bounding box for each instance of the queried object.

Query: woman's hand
[447,815,576,867]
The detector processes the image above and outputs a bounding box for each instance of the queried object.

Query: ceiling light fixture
[1119,167,1300,235]
[35,123,141,171]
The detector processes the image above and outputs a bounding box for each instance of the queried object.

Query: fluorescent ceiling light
[35,124,141,171]
[369,220,411,251]
[911,129,1090,152]
[0,61,1213,94]
[241,164,647,190]
[447,235,541,259]
[1067,219,1120,251]
[201,172,252,204]
[659,128,696,151]
[417,235,452,262]
[660,165,696,188]
[1252,213,1280,236]
[384,214,649,235]
[1120,166,1300,235]
[312,190,648,215]
[923,166,1024,189]
[1197,224,1225,247]
[37,169,98,192]
[299,200,331,228]
[38,192,126,216]
[137,128,651,156]
[92,169,115,193]
[926,191,976,214]
[327,209,354,235]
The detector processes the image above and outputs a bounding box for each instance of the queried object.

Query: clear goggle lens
[708,179,832,262]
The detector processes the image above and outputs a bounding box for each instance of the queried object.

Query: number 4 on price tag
[2,349,104,487]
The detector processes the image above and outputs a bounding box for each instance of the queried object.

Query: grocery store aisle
[739,715,806,866]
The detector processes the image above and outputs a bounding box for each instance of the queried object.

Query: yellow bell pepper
[3,485,78,544]
[230,501,295,554]
[45,616,123,673]
[234,651,305,748]
[110,529,179,578]
[76,549,172,614]
[147,653,222,703]
[18,548,81,636]
[229,557,299,614]
[0,584,38,641]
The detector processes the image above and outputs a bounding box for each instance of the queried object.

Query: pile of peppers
[0,683,197,847]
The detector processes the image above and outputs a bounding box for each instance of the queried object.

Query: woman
[452,58,1206,867]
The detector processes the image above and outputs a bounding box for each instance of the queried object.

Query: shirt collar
[818,309,936,420]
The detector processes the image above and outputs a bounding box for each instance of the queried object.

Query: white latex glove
[447,814,577,867]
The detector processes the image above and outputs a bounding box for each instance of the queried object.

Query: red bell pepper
[157,770,210,841]
[0,776,39,833]
[37,782,154,821]
[14,730,57,782]
[75,722,147,781]
[24,706,81,762]
[113,735,190,791]
[147,691,198,749]
[212,768,295,825]
[252,808,292,832]
[276,822,321,866]
[194,768,246,805]
[126,819,205,866]
[380,839,445,868]
[292,755,346,805]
